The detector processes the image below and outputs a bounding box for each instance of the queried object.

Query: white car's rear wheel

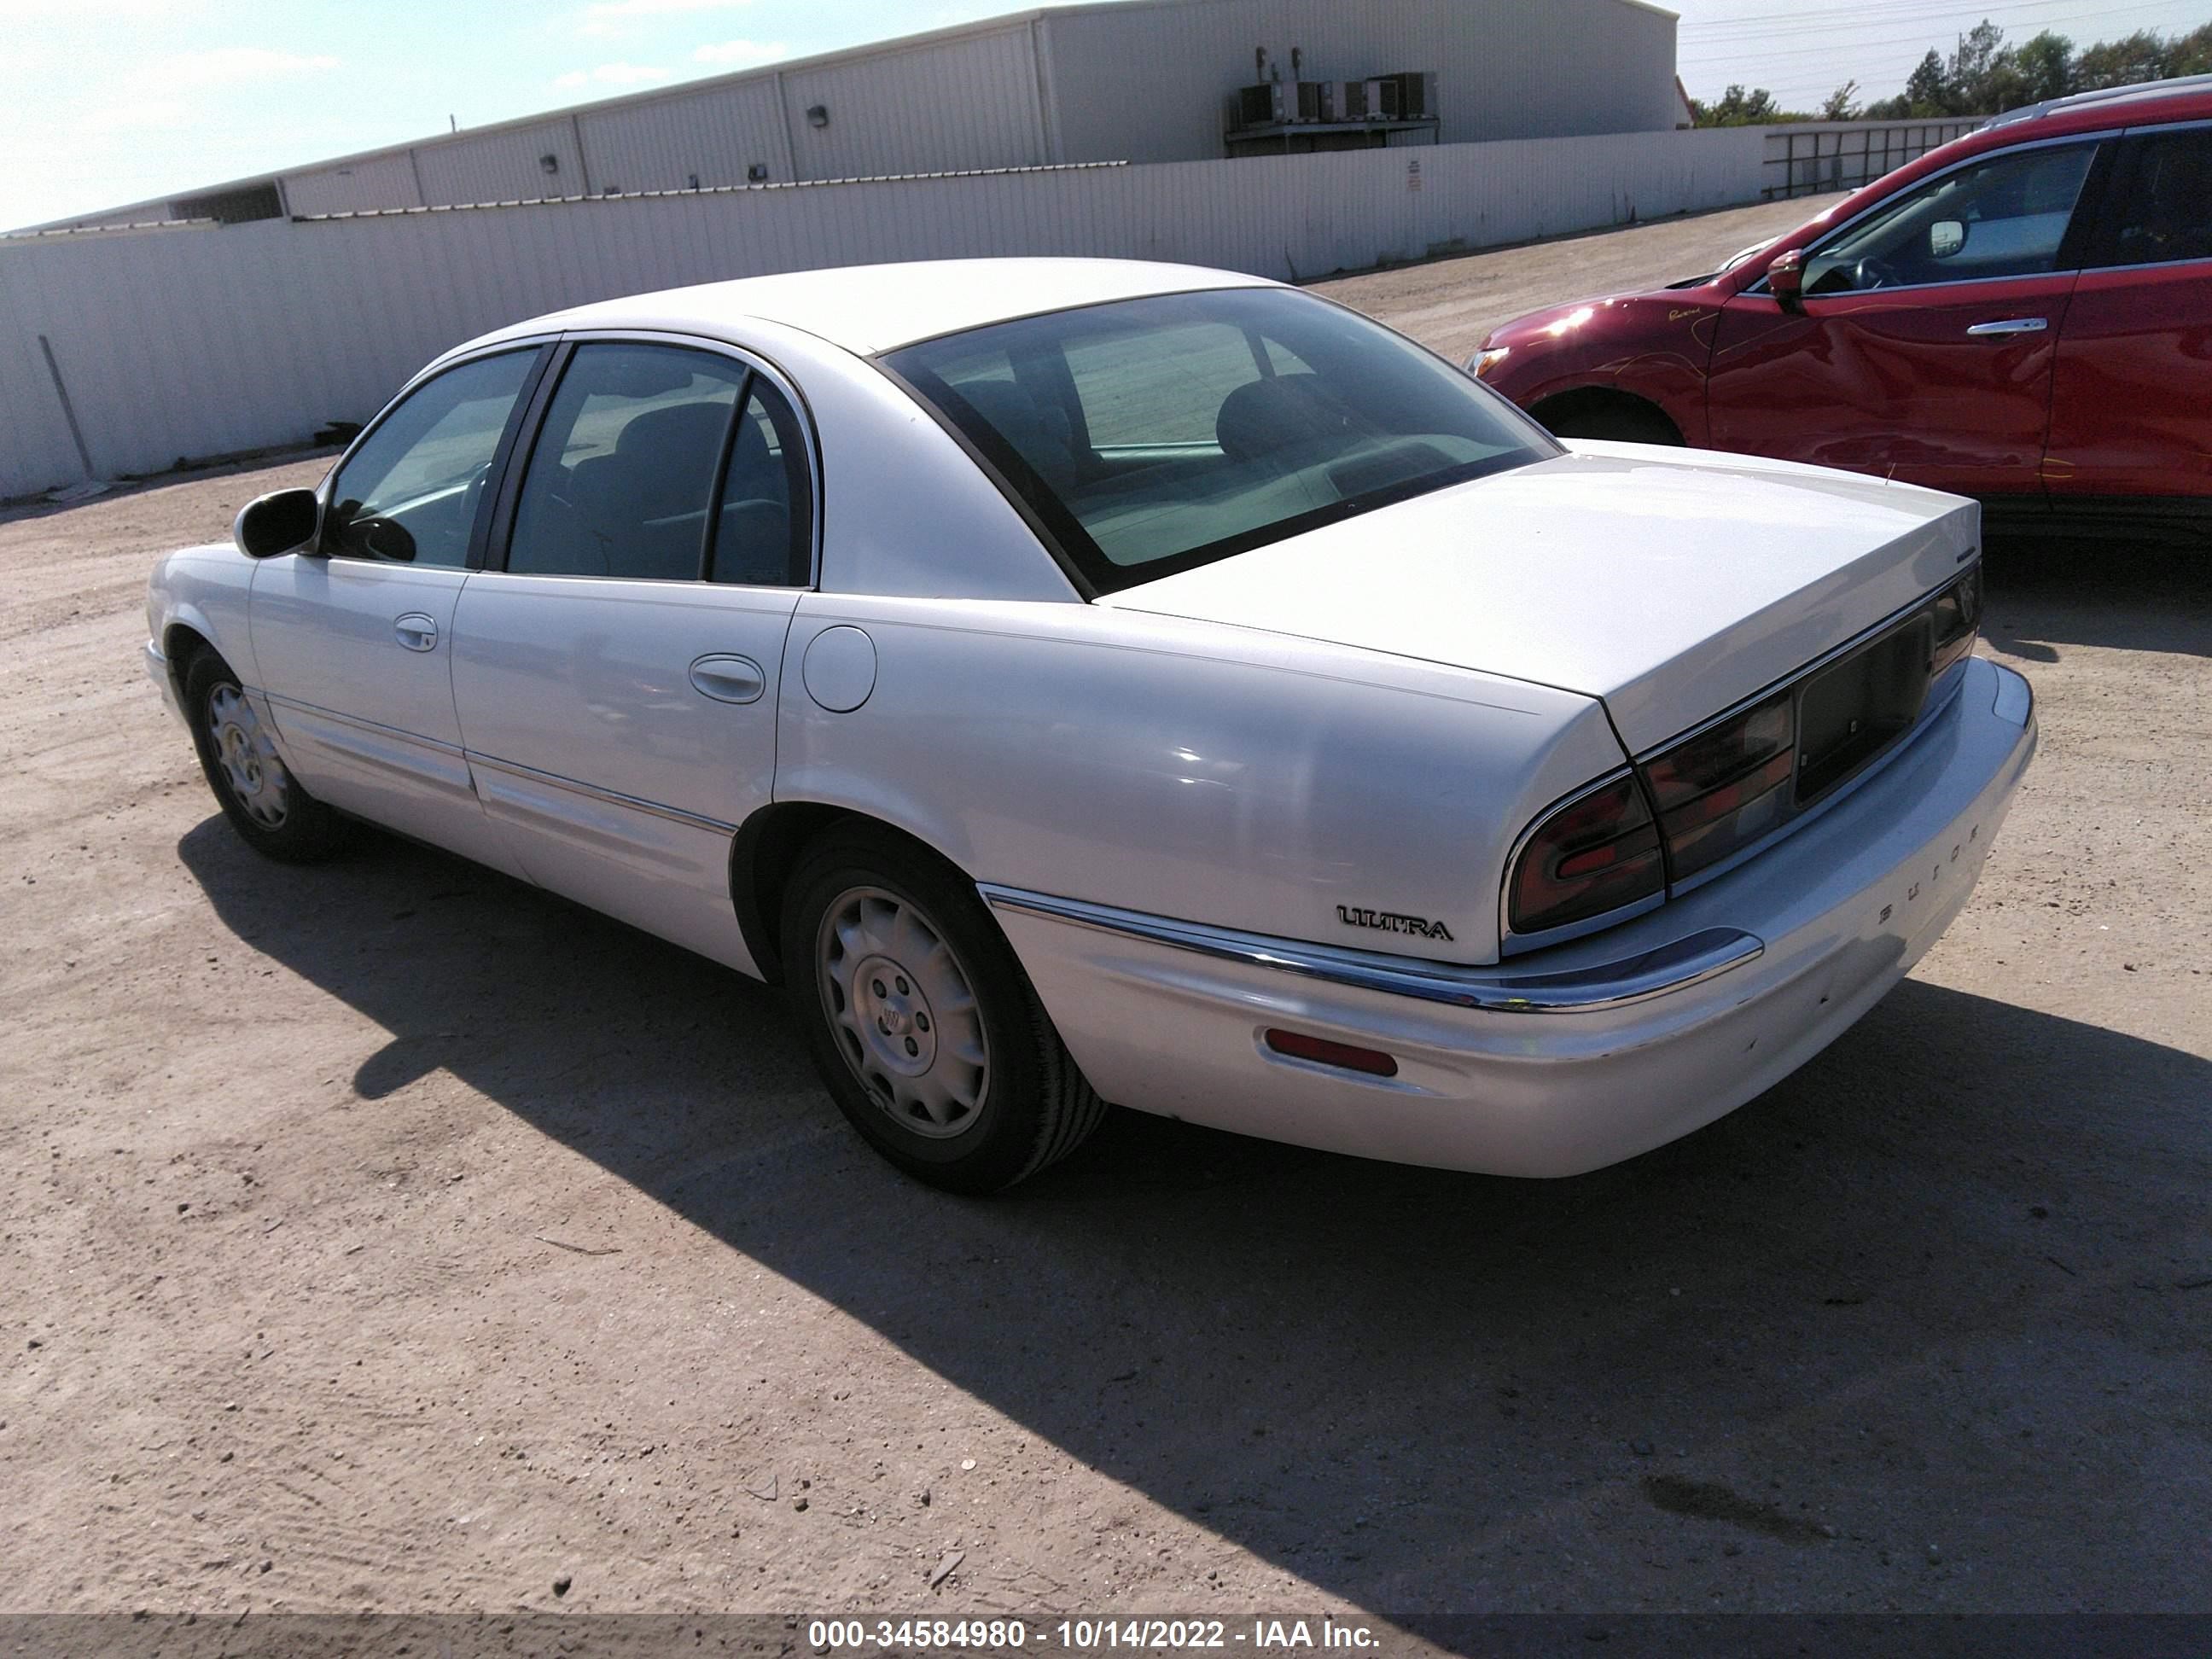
[783,827,1105,1193]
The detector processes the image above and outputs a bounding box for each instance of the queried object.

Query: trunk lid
[1102,441,1979,753]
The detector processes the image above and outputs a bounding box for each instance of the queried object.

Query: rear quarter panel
[772,596,1627,966]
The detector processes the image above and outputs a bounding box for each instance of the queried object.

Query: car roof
[455,257,1280,360]
[1980,74,2212,137]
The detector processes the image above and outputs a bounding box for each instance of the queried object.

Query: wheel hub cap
[818,887,987,1139]
[207,685,290,829]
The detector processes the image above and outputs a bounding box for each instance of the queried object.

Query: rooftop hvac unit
[1292,80,1327,121]
[1364,76,1401,120]
[1237,82,1281,125]
[1332,79,1369,120]
[1388,72,1436,119]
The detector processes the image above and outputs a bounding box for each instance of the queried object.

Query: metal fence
[1761,118,1981,200]
[1,118,1914,501]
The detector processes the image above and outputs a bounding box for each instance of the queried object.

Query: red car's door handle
[1965,317,2050,337]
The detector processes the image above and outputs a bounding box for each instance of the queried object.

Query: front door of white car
[448,339,817,974]
[249,347,545,877]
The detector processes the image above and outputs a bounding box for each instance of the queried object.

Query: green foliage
[1700,16,2211,126]
[1688,84,1802,126]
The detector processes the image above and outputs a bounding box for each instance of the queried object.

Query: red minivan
[1471,78,2212,542]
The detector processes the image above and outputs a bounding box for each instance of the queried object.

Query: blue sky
[4,0,2205,229]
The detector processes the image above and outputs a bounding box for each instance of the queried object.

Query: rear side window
[325,350,538,567]
[710,380,812,586]
[507,344,747,580]
[2103,127,2212,268]
[1805,141,2097,294]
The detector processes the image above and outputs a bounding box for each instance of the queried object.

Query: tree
[1820,79,1861,120]
[1691,84,1792,125]
[1901,48,1952,115]
[1946,19,2007,111]
[2162,21,2212,76]
[2074,29,2169,90]
[2000,32,2075,106]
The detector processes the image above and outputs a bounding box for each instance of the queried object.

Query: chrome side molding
[979,885,1763,1015]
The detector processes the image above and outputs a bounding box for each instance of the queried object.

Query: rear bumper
[987,656,2036,1178]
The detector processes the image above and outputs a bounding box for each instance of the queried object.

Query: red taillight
[1503,568,1982,941]
[1505,773,1664,935]
[1642,691,1796,880]
[1263,1029,1399,1077]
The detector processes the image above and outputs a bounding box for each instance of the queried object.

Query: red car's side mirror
[1767,249,1807,313]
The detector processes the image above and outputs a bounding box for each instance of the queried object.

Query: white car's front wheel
[782,826,1105,1193]
[183,651,346,863]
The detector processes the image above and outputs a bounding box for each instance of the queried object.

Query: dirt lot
[3,197,2207,1632]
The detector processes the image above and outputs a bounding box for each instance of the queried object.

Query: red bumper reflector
[1264,1028,1399,1078]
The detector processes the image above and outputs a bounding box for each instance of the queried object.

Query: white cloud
[554,61,675,89]
[690,38,787,67]
[579,0,752,38]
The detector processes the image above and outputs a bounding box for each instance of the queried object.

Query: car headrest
[1214,374,1352,464]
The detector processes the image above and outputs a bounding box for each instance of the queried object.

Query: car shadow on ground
[178,819,2212,1617]
[1982,536,2212,661]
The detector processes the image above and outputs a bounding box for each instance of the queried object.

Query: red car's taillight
[1505,773,1664,935]
[1642,691,1796,882]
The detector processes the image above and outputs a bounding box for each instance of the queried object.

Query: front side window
[324,350,538,567]
[1803,141,2097,294]
[2104,127,2212,268]
[508,343,748,580]
[885,288,1555,592]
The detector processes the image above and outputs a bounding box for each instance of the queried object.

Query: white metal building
[34,0,1680,230]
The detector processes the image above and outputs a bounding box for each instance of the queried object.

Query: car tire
[183,650,346,863]
[782,825,1107,1194]
[1536,397,1685,446]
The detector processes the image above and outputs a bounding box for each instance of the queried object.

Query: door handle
[1965,317,2049,337]
[393,613,439,652]
[689,654,766,705]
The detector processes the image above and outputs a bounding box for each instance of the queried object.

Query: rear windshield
[882,288,1557,594]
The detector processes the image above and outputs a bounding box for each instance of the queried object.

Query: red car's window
[2104,127,2212,268]
[1804,142,2097,294]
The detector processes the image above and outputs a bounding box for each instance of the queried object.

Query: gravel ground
[2,196,2206,1631]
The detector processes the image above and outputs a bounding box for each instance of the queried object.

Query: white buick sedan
[145,259,2035,1192]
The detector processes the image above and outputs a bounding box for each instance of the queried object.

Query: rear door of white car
[449,335,815,974]
[251,345,547,876]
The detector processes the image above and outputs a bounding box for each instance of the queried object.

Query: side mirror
[231,488,320,559]
[1930,218,1965,259]
[1767,248,1807,313]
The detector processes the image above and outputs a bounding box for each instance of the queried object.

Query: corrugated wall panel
[0,257,95,489]
[1042,0,1677,166]
[0,125,1770,498]
[578,79,793,192]
[282,153,423,217]
[777,26,1046,180]
[413,119,586,206]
